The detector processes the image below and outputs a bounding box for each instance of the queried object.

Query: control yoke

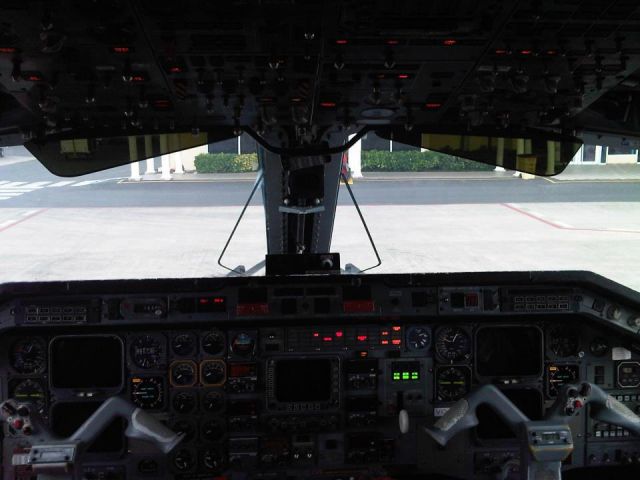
[547,382,640,434]
[1,396,183,479]
[421,382,640,480]
[424,382,640,447]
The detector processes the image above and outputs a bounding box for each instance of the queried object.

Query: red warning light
[25,74,43,82]
[335,330,344,338]
[392,339,402,345]
[381,339,389,345]
[111,46,130,54]
[425,102,442,109]
[335,39,348,45]
[0,47,17,53]
[168,66,183,74]
[213,297,225,304]
[443,39,457,46]
[495,48,508,55]
[319,101,336,108]
[323,336,333,342]
[519,49,533,55]
[357,335,368,342]
[313,332,320,338]
[131,74,145,82]
[386,39,399,45]
[392,326,401,331]
[397,73,410,79]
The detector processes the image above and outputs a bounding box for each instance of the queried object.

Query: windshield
[1,138,639,292]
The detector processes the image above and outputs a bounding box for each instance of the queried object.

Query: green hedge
[194,153,258,173]
[194,150,491,173]
[362,150,493,172]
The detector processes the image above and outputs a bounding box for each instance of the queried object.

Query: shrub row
[193,150,492,173]
[194,153,258,173]
[361,149,493,172]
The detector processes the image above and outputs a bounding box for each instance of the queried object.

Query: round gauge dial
[201,330,225,356]
[548,326,580,358]
[201,418,224,442]
[130,335,163,369]
[172,333,196,356]
[589,337,609,357]
[202,390,224,412]
[10,338,46,374]
[172,449,194,472]
[547,364,579,397]
[171,361,197,387]
[201,361,226,386]
[172,391,196,413]
[435,327,471,362]
[230,332,255,357]
[131,376,164,409]
[406,326,431,352]
[202,448,225,471]
[11,379,46,413]
[436,366,471,401]
[171,419,196,442]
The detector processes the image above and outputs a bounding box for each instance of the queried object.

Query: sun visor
[24,128,238,177]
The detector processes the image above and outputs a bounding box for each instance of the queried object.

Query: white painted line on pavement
[48,180,75,187]
[0,197,13,200]
[2,181,28,187]
[21,210,39,216]
[25,181,51,188]
[0,181,10,186]
[0,192,25,197]
[0,220,16,228]
[72,180,104,186]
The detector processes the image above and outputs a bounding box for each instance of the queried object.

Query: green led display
[392,370,420,381]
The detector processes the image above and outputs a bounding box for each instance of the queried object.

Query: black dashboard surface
[1,271,640,479]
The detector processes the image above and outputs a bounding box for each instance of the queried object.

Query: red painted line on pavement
[501,203,640,235]
[0,209,47,233]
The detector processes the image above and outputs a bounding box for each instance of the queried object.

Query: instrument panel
[1,272,639,479]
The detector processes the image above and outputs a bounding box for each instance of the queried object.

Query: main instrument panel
[1,272,639,479]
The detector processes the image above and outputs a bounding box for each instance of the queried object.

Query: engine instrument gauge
[435,327,471,362]
[130,335,163,369]
[547,364,579,397]
[10,378,46,413]
[172,448,194,472]
[201,330,225,356]
[202,390,224,412]
[589,337,609,357]
[131,376,164,409]
[172,333,196,356]
[171,361,197,387]
[201,360,226,386]
[202,448,225,471]
[406,326,431,352]
[10,338,46,374]
[172,391,196,413]
[435,366,471,401]
[548,326,580,358]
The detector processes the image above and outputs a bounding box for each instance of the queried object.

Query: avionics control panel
[0,272,639,480]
